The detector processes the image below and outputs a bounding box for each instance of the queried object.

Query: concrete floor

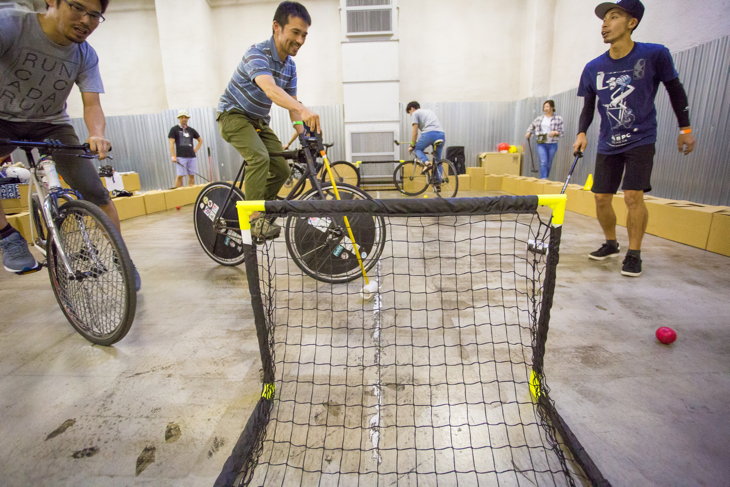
[1,190,729,486]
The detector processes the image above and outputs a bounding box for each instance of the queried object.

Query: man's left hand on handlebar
[86,135,111,159]
[299,107,321,134]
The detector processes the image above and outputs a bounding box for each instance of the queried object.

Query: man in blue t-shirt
[573,0,696,277]
[216,1,320,241]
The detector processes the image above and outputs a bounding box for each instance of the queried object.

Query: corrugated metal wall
[408,36,729,206]
[64,104,345,190]
[26,35,724,205]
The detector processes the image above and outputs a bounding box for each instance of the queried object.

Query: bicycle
[392,139,459,197]
[193,133,385,284]
[1,139,137,346]
[277,143,360,198]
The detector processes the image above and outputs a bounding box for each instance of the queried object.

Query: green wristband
[292,121,304,126]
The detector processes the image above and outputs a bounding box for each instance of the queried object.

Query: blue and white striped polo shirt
[217,37,297,123]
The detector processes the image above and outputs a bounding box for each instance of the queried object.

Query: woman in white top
[525,100,565,179]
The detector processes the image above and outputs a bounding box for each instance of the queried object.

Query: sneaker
[621,253,642,277]
[1,232,41,274]
[251,217,281,241]
[588,242,620,261]
[132,264,141,291]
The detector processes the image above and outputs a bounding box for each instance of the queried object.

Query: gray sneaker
[1,232,41,274]
[251,217,281,241]
[588,242,620,261]
[621,253,642,277]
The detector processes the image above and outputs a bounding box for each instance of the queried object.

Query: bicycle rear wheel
[284,183,386,284]
[321,160,360,187]
[194,182,246,266]
[393,161,428,196]
[47,199,136,346]
[433,159,459,197]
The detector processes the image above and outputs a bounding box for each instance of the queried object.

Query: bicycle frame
[10,141,92,275]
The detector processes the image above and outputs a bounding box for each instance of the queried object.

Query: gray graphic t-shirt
[0,9,104,124]
[411,108,444,133]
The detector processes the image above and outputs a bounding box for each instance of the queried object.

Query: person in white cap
[573,0,696,278]
[168,110,203,188]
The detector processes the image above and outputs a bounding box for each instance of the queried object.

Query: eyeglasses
[62,0,106,23]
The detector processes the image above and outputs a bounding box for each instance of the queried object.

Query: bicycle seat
[433,139,445,148]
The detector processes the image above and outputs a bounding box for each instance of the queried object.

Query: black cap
[595,0,645,26]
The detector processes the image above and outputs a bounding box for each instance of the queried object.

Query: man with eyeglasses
[0,0,141,290]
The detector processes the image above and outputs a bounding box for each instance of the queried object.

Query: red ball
[176,206,181,210]
[497,142,510,152]
[655,326,677,344]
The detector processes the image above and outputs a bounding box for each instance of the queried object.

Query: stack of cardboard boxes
[466,156,730,257]
[3,171,209,242]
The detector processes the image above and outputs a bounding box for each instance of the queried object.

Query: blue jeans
[414,131,445,165]
[536,142,558,179]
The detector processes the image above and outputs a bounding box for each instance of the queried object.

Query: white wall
[211,0,343,108]
[549,0,730,95]
[62,0,730,119]
[65,3,167,117]
[398,0,527,103]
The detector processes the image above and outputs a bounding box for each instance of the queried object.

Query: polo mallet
[311,132,378,301]
[173,159,210,182]
[527,151,583,254]
[526,137,538,173]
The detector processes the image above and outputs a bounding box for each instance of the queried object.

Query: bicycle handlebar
[0,138,95,152]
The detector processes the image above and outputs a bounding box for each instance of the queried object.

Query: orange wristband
[679,128,692,135]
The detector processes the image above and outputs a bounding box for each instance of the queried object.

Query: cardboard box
[501,175,520,195]
[565,187,597,218]
[164,185,205,209]
[478,152,521,175]
[0,183,29,214]
[519,176,544,196]
[100,172,141,193]
[112,194,146,221]
[706,207,730,256]
[466,167,485,190]
[142,190,167,214]
[456,173,470,191]
[541,181,565,195]
[645,200,720,249]
[484,175,503,191]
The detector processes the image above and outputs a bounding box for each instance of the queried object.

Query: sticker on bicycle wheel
[203,202,219,222]
[307,217,331,232]
[226,229,243,244]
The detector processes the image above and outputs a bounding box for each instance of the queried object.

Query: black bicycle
[193,134,385,284]
[392,140,459,197]
[278,143,360,197]
[2,139,136,346]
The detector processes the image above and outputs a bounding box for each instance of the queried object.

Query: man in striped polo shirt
[217,1,320,240]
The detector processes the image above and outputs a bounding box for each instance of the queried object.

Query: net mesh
[217,197,601,487]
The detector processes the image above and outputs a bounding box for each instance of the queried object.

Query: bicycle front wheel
[194,182,246,266]
[285,183,386,284]
[393,161,428,196]
[433,159,459,197]
[321,161,361,187]
[47,199,136,346]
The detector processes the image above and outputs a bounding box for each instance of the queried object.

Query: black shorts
[0,120,110,205]
[592,143,655,194]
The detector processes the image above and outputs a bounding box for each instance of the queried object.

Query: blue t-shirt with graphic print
[578,42,678,154]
